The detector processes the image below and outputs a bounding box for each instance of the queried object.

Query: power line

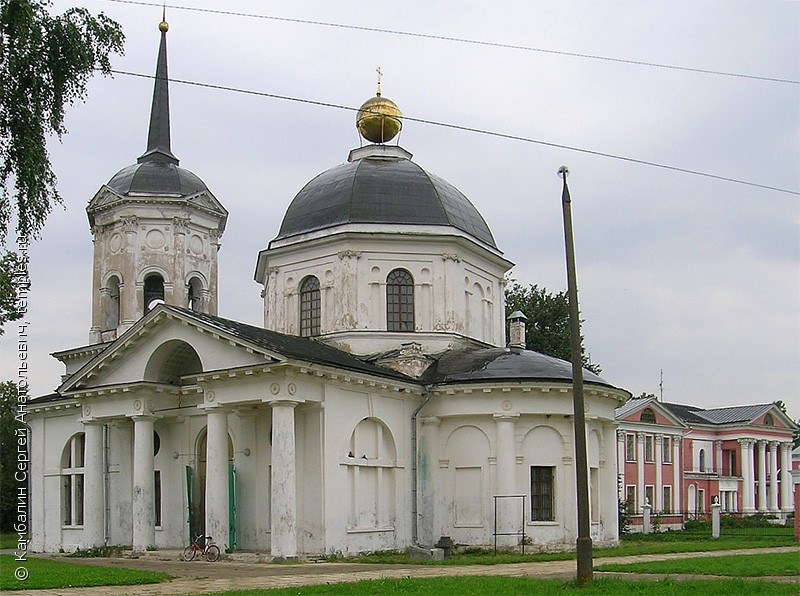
[109,69,800,196]
[105,0,799,85]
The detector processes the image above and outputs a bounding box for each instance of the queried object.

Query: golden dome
[356,94,402,144]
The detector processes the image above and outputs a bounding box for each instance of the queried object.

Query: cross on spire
[376,66,382,96]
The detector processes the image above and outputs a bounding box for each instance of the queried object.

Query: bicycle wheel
[205,543,221,562]
[182,545,196,561]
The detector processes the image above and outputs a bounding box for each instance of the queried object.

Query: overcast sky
[2,0,798,420]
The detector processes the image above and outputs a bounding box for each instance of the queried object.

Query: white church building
[28,21,630,558]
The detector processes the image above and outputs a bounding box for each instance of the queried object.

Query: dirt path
[5,546,799,595]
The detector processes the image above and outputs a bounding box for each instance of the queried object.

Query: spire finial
[376,66,382,97]
[159,3,168,31]
[138,15,178,165]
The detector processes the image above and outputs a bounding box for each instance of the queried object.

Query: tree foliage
[504,281,601,374]
[0,0,124,242]
[0,250,27,335]
[0,381,24,532]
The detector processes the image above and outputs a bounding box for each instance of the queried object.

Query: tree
[0,250,27,335]
[505,280,601,374]
[1,0,124,242]
[0,381,24,532]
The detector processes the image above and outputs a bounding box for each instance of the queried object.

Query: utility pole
[558,166,592,584]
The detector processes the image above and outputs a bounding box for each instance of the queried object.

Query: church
[28,21,629,558]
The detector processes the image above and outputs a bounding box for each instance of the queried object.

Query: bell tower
[86,19,227,343]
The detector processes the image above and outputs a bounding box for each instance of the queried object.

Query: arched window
[144,273,165,313]
[386,269,414,332]
[640,408,656,424]
[698,449,706,472]
[104,275,121,331]
[187,277,203,312]
[61,433,85,526]
[763,413,774,426]
[299,276,321,337]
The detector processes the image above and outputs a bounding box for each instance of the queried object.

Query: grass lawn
[210,576,800,595]
[597,551,800,577]
[0,555,171,590]
[325,533,796,565]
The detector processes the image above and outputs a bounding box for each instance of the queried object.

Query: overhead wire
[110,69,799,196]
[105,0,799,85]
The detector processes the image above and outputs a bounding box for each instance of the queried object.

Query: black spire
[138,21,178,165]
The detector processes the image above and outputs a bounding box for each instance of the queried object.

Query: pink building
[616,397,796,530]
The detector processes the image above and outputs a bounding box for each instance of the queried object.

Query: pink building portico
[616,397,796,530]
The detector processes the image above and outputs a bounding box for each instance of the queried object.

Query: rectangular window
[625,485,636,514]
[729,451,737,476]
[697,489,705,513]
[625,434,635,461]
[645,435,654,462]
[531,466,555,521]
[154,470,162,527]
[62,475,73,525]
[645,485,654,508]
[662,486,672,513]
[663,436,672,463]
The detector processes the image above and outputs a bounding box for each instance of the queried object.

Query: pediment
[616,397,686,428]
[59,307,282,393]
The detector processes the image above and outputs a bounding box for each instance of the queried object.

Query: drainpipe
[411,385,433,546]
[103,423,110,545]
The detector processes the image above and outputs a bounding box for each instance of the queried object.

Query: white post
[132,415,155,552]
[780,442,792,512]
[205,407,230,551]
[270,400,298,560]
[82,421,105,548]
[711,500,721,538]
[642,502,651,534]
[757,440,767,512]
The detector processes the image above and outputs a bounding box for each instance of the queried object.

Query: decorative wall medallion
[133,399,142,412]
[83,406,91,416]
[501,400,512,411]
[189,234,204,255]
[145,229,166,250]
[206,390,215,402]
[108,233,122,253]
[270,383,280,395]
[288,383,296,395]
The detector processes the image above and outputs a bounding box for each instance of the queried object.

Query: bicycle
[182,534,221,562]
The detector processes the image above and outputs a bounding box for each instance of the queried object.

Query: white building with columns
[28,22,629,558]
[616,396,796,530]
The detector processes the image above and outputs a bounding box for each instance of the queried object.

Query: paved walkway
[5,546,799,595]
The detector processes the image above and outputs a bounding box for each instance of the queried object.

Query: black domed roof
[422,346,616,389]
[107,161,207,196]
[275,150,496,248]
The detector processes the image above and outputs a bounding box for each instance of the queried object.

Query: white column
[715,440,723,475]
[270,400,298,560]
[672,436,681,513]
[417,416,441,546]
[616,430,626,501]
[768,441,779,512]
[653,435,662,511]
[82,421,105,548]
[780,442,792,512]
[132,415,155,551]
[494,413,518,544]
[739,439,754,513]
[637,433,645,510]
[757,439,767,512]
[205,407,230,550]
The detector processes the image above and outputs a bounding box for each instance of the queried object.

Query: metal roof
[106,161,207,196]
[661,402,775,425]
[274,152,497,248]
[421,346,619,389]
